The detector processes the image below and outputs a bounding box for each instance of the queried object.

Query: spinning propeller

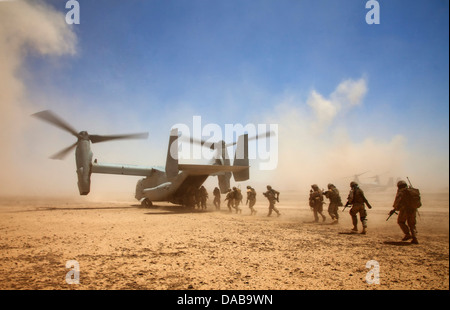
[181,130,275,150]
[32,110,149,160]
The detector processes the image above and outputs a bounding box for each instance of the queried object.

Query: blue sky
[29,0,448,130]
[2,0,448,194]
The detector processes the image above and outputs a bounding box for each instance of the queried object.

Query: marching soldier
[323,183,343,223]
[224,189,234,213]
[346,181,372,234]
[246,185,257,215]
[388,180,419,244]
[199,186,208,210]
[195,187,201,209]
[232,187,242,214]
[263,185,281,217]
[309,184,326,222]
[213,187,221,210]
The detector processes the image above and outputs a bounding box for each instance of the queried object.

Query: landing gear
[141,198,153,207]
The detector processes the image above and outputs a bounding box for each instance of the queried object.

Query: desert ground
[0,189,448,291]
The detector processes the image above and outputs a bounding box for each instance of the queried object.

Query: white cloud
[251,77,410,192]
[307,77,368,133]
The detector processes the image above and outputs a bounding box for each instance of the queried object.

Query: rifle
[406,176,413,188]
[342,202,351,212]
[386,209,398,221]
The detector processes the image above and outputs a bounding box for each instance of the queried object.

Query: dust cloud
[0,0,77,196]
[251,77,447,194]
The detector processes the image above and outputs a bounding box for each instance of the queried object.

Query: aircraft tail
[233,133,249,181]
[166,128,179,178]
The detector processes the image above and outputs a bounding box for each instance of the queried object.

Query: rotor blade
[49,142,78,160]
[225,130,276,147]
[179,135,206,145]
[178,136,218,150]
[89,132,149,144]
[32,110,79,137]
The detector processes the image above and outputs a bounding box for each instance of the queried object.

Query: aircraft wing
[178,164,248,176]
[91,162,161,176]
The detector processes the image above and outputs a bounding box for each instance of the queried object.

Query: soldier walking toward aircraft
[194,187,202,209]
[213,187,221,210]
[199,186,208,210]
[184,186,197,209]
[232,187,242,214]
[323,183,343,223]
[246,185,257,215]
[309,184,326,222]
[263,185,280,217]
[225,189,234,212]
[388,180,421,244]
[345,181,372,234]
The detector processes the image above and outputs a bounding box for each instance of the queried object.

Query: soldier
[246,185,257,215]
[323,183,343,223]
[199,186,208,210]
[388,180,419,244]
[184,186,197,209]
[263,185,281,217]
[346,181,372,234]
[309,184,326,222]
[195,187,202,209]
[213,187,221,210]
[232,187,242,214]
[224,189,234,212]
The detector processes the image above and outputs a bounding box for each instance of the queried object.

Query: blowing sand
[0,189,448,290]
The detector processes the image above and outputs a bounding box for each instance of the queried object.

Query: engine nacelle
[75,140,93,195]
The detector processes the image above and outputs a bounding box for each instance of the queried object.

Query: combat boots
[361,227,367,234]
[411,237,419,244]
[402,235,412,241]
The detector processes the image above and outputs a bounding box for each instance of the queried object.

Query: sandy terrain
[0,189,448,290]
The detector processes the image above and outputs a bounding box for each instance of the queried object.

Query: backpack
[406,187,422,209]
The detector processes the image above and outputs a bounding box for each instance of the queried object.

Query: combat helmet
[397,180,408,189]
[350,181,358,188]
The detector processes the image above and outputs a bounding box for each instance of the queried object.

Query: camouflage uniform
[246,186,257,215]
[347,182,372,234]
[199,186,208,210]
[233,187,243,213]
[195,188,201,209]
[392,180,418,244]
[184,187,197,208]
[263,185,280,217]
[224,189,234,212]
[323,184,343,223]
[309,184,326,222]
[213,187,221,210]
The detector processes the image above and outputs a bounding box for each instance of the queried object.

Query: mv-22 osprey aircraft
[32,110,265,207]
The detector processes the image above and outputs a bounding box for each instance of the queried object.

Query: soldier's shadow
[382,241,413,246]
[338,232,363,235]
